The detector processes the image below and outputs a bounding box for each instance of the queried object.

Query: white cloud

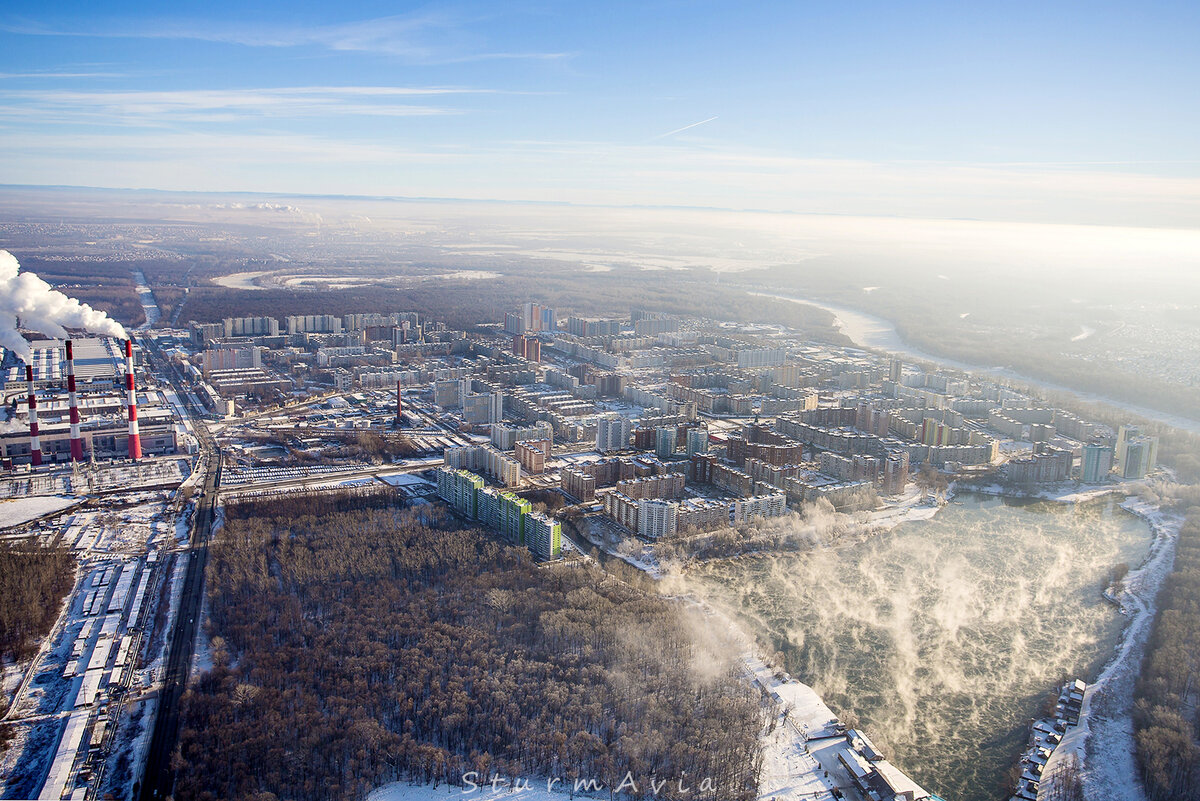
[0,71,128,79]
[0,86,479,125]
[2,11,569,64]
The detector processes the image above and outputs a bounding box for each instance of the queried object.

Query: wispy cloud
[0,86,482,125]
[0,71,128,79]
[2,10,570,64]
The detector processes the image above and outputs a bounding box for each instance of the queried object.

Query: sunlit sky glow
[1,0,1198,226]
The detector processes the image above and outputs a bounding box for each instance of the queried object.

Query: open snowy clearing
[0,495,77,527]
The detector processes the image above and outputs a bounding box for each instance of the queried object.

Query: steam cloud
[0,249,128,362]
[679,497,1150,801]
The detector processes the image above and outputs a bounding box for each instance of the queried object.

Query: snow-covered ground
[744,655,841,800]
[191,593,214,675]
[1040,496,1183,801]
[0,494,77,527]
[378,472,435,487]
[866,485,943,530]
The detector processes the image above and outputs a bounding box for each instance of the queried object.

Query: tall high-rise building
[527,512,562,559]
[514,439,551,474]
[686,426,709,457]
[1121,438,1158,479]
[1081,442,1114,483]
[889,358,904,384]
[436,468,483,518]
[460,384,504,424]
[504,312,525,335]
[596,413,632,453]
[434,379,461,407]
[522,302,542,333]
[655,426,676,460]
[201,346,262,375]
[568,317,622,338]
[1115,425,1158,479]
[638,499,678,540]
[1114,425,1135,472]
[497,491,531,545]
[882,451,910,495]
[476,486,501,530]
[511,334,542,363]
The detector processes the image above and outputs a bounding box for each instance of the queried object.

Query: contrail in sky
[651,115,718,140]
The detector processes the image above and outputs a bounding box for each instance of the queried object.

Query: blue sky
[1,1,1198,225]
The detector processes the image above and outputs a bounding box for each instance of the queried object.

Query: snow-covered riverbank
[1040,497,1182,801]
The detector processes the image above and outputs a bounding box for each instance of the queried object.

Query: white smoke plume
[0,250,128,363]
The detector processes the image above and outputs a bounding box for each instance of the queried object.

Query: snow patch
[0,495,76,527]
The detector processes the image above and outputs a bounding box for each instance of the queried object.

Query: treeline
[176,502,762,801]
[150,285,186,321]
[1134,507,1200,799]
[0,540,75,667]
[222,485,403,521]
[16,257,138,287]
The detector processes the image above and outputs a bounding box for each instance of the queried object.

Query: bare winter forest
[1135,506,1200,799]
[0,541,75,751]
[175,493,763,801]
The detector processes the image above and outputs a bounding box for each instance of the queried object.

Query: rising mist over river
[685,493,1151,801]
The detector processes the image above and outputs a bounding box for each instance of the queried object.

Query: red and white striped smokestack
[26,364,42,466]
[65,340,84,461]
[124,339,142,460]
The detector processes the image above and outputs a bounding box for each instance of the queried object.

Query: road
[132,269,162,330]
[137,336,220,801]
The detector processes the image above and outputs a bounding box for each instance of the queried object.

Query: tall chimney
[65,340,84,461]
[124,339,142,460]
[26,364,42,466]
[396,379,403,424]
